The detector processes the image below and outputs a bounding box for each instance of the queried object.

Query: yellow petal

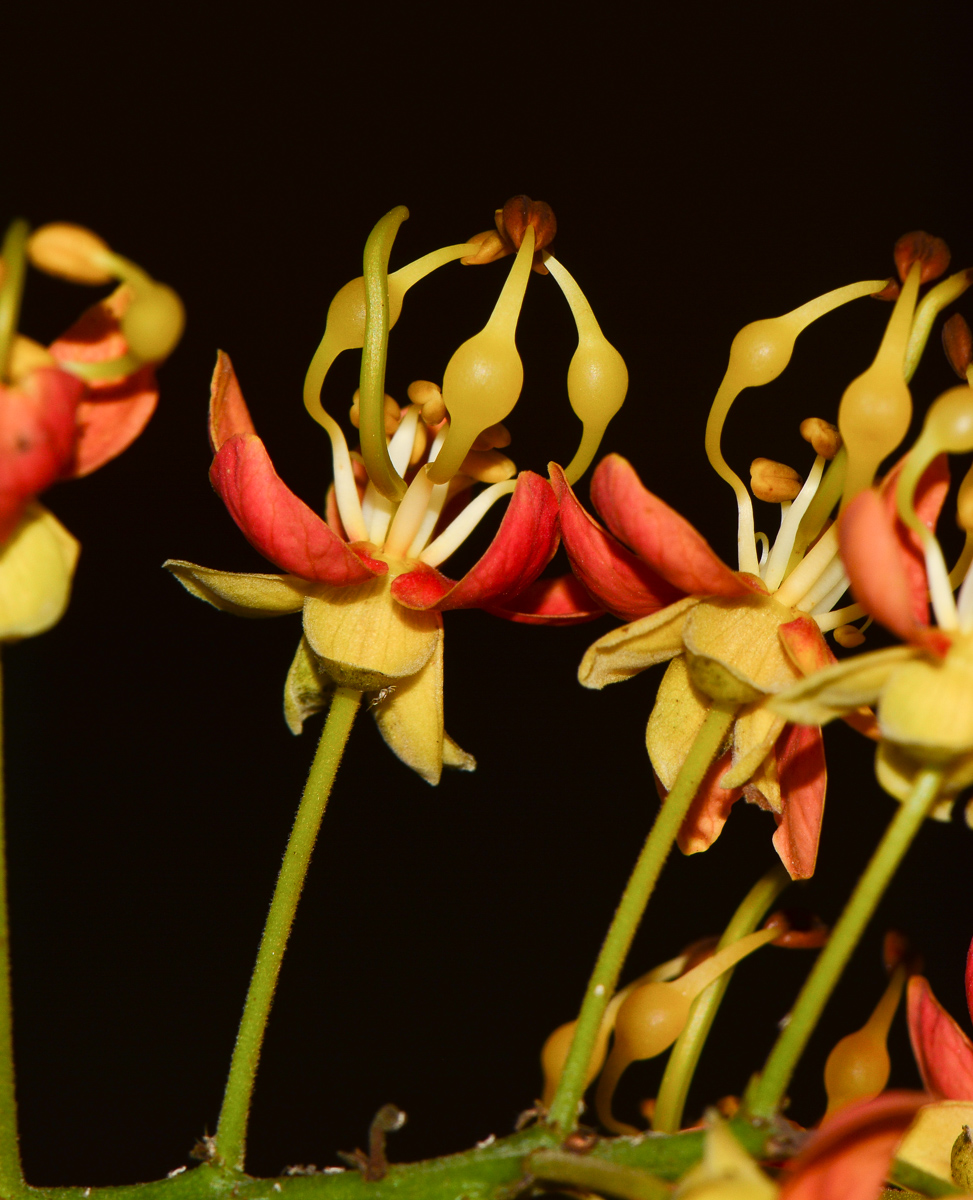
[579,596,698,690]
[683,594,801,701]
[165,560,308,615]
[303,575,440,690]
[0,503,79,641]
[769,645,917,726]
[283,637,333,735]
[443,732,476,772]
[895,1101,973,1189]
[874,742,957,818]
[723,706,786,793]
[371,632,447,784]
[743,753,781,813]
[677,1117,777,1200]
[879,654,973,761]
[646,655,713,789]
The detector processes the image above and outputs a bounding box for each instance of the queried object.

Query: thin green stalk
[0,220,29,383]
[652,864,790,1134]
[747,767,943,1120]
[215,687,362,1172]
[0,653,24,1194]
[546,702,736,1133]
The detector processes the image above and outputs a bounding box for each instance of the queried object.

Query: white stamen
[321,417,368,541]
[796,554,846,613]
[815,602,866,632]
[763,455,826,591]
[364,408,421,546]
[420,479,517,567]
[755,532,770,568]
[384,466,435,559]
[406,428,451,557]
[955,557,973,631]
[810,571,850,617]
[774,524,839,608]
[925,538,960,630]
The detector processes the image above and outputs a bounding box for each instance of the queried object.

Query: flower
[0,220,181,640]
[168,202,627,783]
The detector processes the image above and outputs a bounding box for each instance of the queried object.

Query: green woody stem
[546,702,736,1133]
[0,654,24,1195]
[747,766,944,1120]
[215,687,362,1172]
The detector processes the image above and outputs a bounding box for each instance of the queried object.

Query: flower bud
[407,380,446,426]
[800,417,842,459]
[497,196,557,252]
[944,313,973,380]
[750,458,803,503]
[894,231,951,285]
[27,223,114,284]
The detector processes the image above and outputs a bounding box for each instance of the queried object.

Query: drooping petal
[724,705,787,791]
[840,489,933,648]
[210,434,383,584]
[770,646,918,727]
[772,723,827,880]
[674,750,743,856]
[390,471,557,612]
[208,351,257,452]
[0,503,79,641]
[71,369,158,477]
[0,369,82,539]
[907,974,973,1100]
[778,1091,927,1200]
[646,654,714,789]
[549,463,684,620]
[880,454,951,627]
[371,632,450,785]
[896,1100,973,1189]
[485,574,605,624]
[579,596,698,689]
[303,577,441,690]
[284,636,334,735]
[164,560,309,615]
[589,454,750,599]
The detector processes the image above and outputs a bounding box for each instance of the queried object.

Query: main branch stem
[0,653,23,1194]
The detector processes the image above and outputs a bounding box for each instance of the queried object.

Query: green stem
[652,864,789,1134]
[215,687,362,1172]
[546,702,736,1133]
[0,220,29,384]
[746,767,943,1120]
[0,654,24,1194]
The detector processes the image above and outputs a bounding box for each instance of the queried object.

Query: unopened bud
[800,417,842,459]
[944,313,973,380]
[750,457,803,502]
[461,230,512,267]
[28,223,114,284]
[497,196,557,253]
[833,624,866,649]
[407,380,447,426]
[351,389,401,435]
[894,231,951,285]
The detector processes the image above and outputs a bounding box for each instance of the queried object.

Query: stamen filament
[810,571,851,617]
[406,430,450,558]
[775,523,839,609]
[389,244,478,295]
[303,340,368,543]
[763,455,826,590]
[365,407,421,546]
[798,555,847,614]
[755,532,770,568]
[905,269,973,382]
[420,479,517,567]
[0,220,29,385]
[790,448,846,568]
[955,557,973,630]
[815,602,866,632]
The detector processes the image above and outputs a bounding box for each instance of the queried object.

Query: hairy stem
[215,687,362,1171]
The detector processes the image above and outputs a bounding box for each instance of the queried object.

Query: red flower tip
[209,351,256,452]
[762,908,829,949]
[944,313,973,380]
[871,277,900,301]
[496,196,557,253]
[894,231,951,285]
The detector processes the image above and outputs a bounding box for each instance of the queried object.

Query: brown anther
[715,1096,740,1119]
[763,908,829,949]
[833,624,866,649]
[27,223,115,284]
[680,935,719,973]
[894,231,951,285]
[472,421,512,451]
[458,449,516,483]
[407,380,446,426]
[638,1098,656,1123]
[409,421,429,467]
[871,278,899,301]
[350,389,402,436]
[750,458,803,503]
[461,230,513,267]
[496,196,557,254]
[800,417,842,460]
[562,1131,598,1155]
[944,314,973,380]
[882,930,923,977]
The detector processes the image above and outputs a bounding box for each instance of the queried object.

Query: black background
[2,3,972,1186]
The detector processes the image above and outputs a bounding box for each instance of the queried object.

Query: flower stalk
[0,654,24,1196]
[546,702,737,1133]
[746,766,944,1120]
[215,687,362,1172]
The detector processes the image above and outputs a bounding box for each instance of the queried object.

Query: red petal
[210,434,383,584]
[208,351,256,452]
[840,489,928,647]
[966,935,973,1027]
[880,454,950,628]
[778,615,835,675]
[550,463,684,620]
[0,369,82,540]
[590,455,749,599]
[49,288,130,365]
[779,1091,928,1200]
[70,367,158,477]
[673,751,744,855]
[486,574,605,624]
[391,471,558,612]
[907,975,973,1100]
[772,724,827,880]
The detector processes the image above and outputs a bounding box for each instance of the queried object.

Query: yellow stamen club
[823,964,906,1118]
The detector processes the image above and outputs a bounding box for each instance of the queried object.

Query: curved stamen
[904,268,973,382]
[406,429,450,558]
[797,554,847,614]
[775,524,839,609]
[420,478,517,567]
[303,350,368,542]
[763,455,826,591]
[815,602,866,632]
[755,532,770,569]
[365,406,421,546]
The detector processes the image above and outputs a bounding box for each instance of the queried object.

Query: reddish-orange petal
[49,288,130,366]
[673,751,744,856]
[70,367,158,477]
[0,368,83,541]
[879,454,950,628]
[391,471,558,612]
[779,1091,928,1199]
[550,462,684,620]
[590,454,749,599]
[208,351,256,452]
[486,574,605,624]
[772,724,827,881]
[210,434,383,585]
[907,975,973,1100]
[778,615,835,675]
